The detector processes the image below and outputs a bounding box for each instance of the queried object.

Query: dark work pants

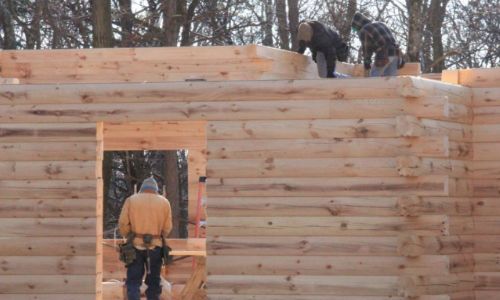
[126,246,163,300]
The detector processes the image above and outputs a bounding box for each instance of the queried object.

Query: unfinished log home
[0,45,499,300]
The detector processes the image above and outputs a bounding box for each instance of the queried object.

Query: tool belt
[161,235,173,266]
[119,232,137,266]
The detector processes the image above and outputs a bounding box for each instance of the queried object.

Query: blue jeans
[126,247,163,300]
[370,56,398,77]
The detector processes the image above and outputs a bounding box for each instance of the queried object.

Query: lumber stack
[0,123,103,299]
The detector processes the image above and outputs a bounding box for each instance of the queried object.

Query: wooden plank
[475,254,500,272]
[207,119,398,140]
[0,295,96,300]
[397,156,473,178]
[449,216,475,235]
[0,142,99,161]
[475,291,497,300]
[474,143,500,161]
[449,141,473,160]
[448,103,474,124]
[328,97,449,119]
[0,275,97,294]
[207,255,449,276]
[448,254,475,273]
[473,106,500,124]
[474,162,500,178]
[448,178,474,197]
[0,180,96,199]
[396,116,472,142]
[207,176,449,197]
[471,198,500,215]
[0,123,96,142]
[0,78,19,84]
[207,236,400,256]
[449,291,477,300]
[207,275,399,296]
[0,199,96,218]
[207,158,398,178]
[207,296,450,300]
[0,100,331,123]
[397,76,473,106]
[0,161,96,180]
[474,179,500,196]
[104,136,206,151]
[474,124,500,142]
[0,218,97,237]
[0,77,399,105]
[0,256,96,275]
[475,272,500,290]
[398,273,474,297]
[207,137,450,159]
[0,237,96,256]
[103,121,205,136]
[473,216,500,235]
[455,68,500,88]
[208,197,472,217]
[207,215,449,236]
[472,88,500,107]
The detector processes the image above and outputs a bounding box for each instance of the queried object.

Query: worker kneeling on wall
[119,177,173,300]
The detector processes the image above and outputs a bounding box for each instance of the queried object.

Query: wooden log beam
[471,198,500,215]
[443,68,500,88]
[474,253,500,272]
[0,77,399,105]
[0,180,96,199]
[0,275,98,294]
[398,235,425,257]
[207,176,450,197]
[207,255,450,276]
[474,124,500,142]
[396,116,472,142]
[0,237,96,256]
[0,161,96,180]
[207,157,399,178]
[0,295,96,300]
[0,199,96,218]
[397,76,472,106]
[207,119,398,140]
[207,275,399,296]
[208,197,473,217]
[104,136,206,151]
[0,123,96,142]
[472,106,500,124]
[207,215,450,236]
[206,296,451,300]
[397,156,473,178]
[0,218,97,237]
[474,291,496,300]
[449,141,473,160]
[0,256,95,275]
[398,273,474,297]
[207,137,450,159]
[473,179,500,196]
[449,254,475,273]
[475,272,500,290]
[0,78,19,84]
[0,142,100,161]
[472,88,500,107]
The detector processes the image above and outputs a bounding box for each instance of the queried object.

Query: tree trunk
[118,0,133,46]
[340,0,357,40]
[180,0,200,46]
[102,151,113,234]
[429,0,449,73]
[162,0,179,46]
[275,0,289,50]
[92,0,113,48]
[287,0,299,50]
[0,2,16,49]
[164,151,181,238]
[262,0,273,47]
[406,0,424,62]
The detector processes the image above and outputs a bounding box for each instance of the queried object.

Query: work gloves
[364,58,372,70]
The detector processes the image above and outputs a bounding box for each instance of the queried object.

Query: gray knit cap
[140,177,159,192]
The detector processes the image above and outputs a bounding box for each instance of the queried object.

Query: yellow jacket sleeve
[119,198,132,238]
[162,200,173,238]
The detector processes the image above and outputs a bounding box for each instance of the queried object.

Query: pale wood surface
[0,275,98,294]
[396,116,472,142]
[0,180,96,199]
[0,142,100,161]
[0,199,96,218]
[472,88,500,106]
[397,76,473,106]
[0,123,97,142]
[0,161,96,180]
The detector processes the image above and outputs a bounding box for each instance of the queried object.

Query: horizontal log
[0,198,96,218]
[474,291,497,300]
[207,296,450,300]
[0,161,96,180]
[474,144,500,161]
[397,76,473,106]
[104,120,205,135]
[475,272,500,290]
[0,218,97,237]
[207,255,449,276]
[448,103,473,124]
[208,197,472,217]
[0,180,96,199]
[398,235,480,257]
[207,158,398,178]
[0,237,96,256]
[0,256,96,275]
[474,124,500,142]
[0,142,100,161]
[473,106,500,124]
[449,254,475,273]
[0,275,97,294]
[0,77,399,105]
[474,254,500,272]
[207,215,449,236]
[0,78,19,84]
[104,136,206,151]
[472,216,500,235]
[207,119,398,140]
[207,137,450,159]
[207,176,450,197]
[449,141,474,160]
[398,273,474,297]
[397,156,473,178]
[473,179,500,196]
[448,179,474,197]
[207,275,399,296]
[444,68,500,88]
[0,100,331,123]
[448,291,477,300]
[474,162,500,179]
[0,123,96,142]
[0,295,96,300]
[471,198,500,215]
[473,88,500,107]
[328,96,449,119]
[396,116,472,142]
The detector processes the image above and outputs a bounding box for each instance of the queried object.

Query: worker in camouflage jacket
[351,12,405,77]
[296,20,349,78]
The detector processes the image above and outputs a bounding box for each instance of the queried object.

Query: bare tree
[288,0,299,50]
[275,0,289,49]
[92,0,113,47]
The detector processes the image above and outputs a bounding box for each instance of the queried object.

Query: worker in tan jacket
[119,177,172,300]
